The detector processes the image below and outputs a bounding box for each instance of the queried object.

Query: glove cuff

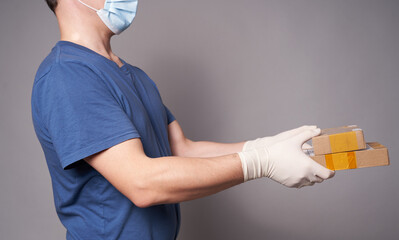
[238,147,269,182]
[242,140,251,151]
[242,138,261,151]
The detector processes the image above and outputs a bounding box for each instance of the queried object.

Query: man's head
[45,0,106,16]
[46,0,138,36]
[45,0,58,14]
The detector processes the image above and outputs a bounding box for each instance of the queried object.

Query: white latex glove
[238,127,335,188]
[243,125,316,151]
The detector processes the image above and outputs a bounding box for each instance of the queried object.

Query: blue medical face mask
[78,0,138,35]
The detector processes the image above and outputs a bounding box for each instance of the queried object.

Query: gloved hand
[243,125,316,151]
[238,127,335,188]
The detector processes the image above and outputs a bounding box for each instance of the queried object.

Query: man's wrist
[238,147,269,182]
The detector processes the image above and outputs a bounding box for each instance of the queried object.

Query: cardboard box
[305,142,390,171]
[312,125,366,155]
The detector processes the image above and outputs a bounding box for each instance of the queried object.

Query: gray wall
[1,0,398,239]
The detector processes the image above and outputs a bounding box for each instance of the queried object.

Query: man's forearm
[133,153,244,207]
[180,139,246,158]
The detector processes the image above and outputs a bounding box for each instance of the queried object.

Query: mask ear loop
[78,0,100,12]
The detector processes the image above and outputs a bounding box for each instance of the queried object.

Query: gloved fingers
[291,128,321,147]
[314,176,324,183]
[309,174,324,183]
[287,176,314,188]
[297,181,315,189]
[302,142,312,150]
[275,125,317,141]
[295,167,325,188]
[312,162,335,180]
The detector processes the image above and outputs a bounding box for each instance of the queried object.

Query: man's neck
[59,22,123,67]
[54,0,124,68]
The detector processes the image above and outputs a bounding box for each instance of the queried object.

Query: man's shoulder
[33,62,103,96]
[34,49,57,83]
[34,51,99,87]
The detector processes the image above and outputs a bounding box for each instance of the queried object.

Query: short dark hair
[45,0,58,14]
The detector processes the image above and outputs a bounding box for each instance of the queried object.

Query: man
[31,0,335,239]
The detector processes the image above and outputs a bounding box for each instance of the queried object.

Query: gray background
[0,0,398,239]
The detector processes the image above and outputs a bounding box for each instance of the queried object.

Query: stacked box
[312,125,366,155]
[305,142,390,171]
[306,126,390,171]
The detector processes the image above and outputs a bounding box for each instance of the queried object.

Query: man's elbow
[127,179,159,208]
[172,138,193,157]
[130,195,154,208]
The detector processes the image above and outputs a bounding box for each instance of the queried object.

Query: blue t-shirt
[31,41,180,240]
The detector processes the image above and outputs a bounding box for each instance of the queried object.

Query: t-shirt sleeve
[164,104,176,125]
[34,62,141,169]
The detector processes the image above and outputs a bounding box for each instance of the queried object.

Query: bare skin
[86,136,245,208]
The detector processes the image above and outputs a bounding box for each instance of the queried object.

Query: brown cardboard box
[305,142,389,171]
[312,125,366,155]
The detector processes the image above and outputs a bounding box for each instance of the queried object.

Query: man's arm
[167,120,245,158]
[85,138,243,208]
